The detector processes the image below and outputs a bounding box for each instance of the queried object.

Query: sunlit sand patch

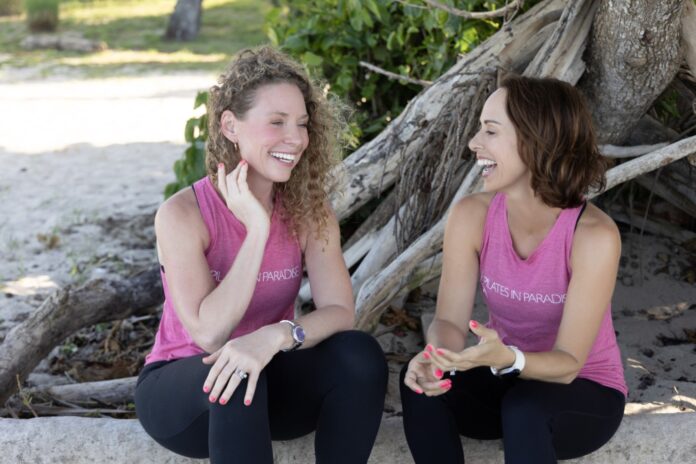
[1,275,58,296]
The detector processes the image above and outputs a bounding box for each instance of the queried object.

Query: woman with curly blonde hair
[135,47,387,463]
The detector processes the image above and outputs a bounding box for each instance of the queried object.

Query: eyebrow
[482,119,502,125]
[268,111,309,119]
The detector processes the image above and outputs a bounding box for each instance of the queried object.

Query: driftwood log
[0,270,162,405]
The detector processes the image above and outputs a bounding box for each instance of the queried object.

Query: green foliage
[265,0,531,144]
[25,0,60,32]
[164,91,209,198]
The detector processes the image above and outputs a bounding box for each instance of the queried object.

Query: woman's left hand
[429,320,515,372]
[201,326,280,406]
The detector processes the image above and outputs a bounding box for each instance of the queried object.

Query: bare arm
[520,209,621,383]
[290,204,355,348]
[427,195,489,351]
[156,162,272,353]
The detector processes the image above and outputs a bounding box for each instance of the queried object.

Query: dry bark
[0,269,162,405]
[579,0,685,143]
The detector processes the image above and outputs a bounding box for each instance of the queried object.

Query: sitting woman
[136,47,387,464]
[400,75,626,463]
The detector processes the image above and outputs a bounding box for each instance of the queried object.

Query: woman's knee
[501,381,550,428]
[322,330,388,385]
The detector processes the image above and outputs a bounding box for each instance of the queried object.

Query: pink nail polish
[440,381,451,388]
[218,163,223,169]
[423,352,431,360]
[219,398,227,405]
[415,388,423,394]
[470,320,479,328]
[435,369,443,378]
[436,348,445,355]
[209,395,217,403]
[244,399,251,406]
[203,386,210,393]
[425,344,433,353]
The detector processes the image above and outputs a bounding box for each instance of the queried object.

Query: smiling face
[222,82,309,186]
[468,88,529,193]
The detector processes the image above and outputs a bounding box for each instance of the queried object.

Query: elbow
[343,304,356,329]
[195,334,224,355]
[558,373,577,385]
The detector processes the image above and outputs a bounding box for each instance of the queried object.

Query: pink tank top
[479,193,627,396]
[145,176,302,364]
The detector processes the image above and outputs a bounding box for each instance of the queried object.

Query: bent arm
[427,196,488,352]
[517,215,621,383]
[155,192,270,353]
[287,206,354,349]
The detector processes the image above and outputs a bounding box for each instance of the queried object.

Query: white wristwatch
[490,345,525,377]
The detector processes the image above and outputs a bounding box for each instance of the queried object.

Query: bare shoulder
[448,192,495,230]
[446,192,495,252]
[573,203,621,262]
[155,187,208,246]
[298,202,339,253]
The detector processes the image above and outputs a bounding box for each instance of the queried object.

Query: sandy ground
[1,73,695,416]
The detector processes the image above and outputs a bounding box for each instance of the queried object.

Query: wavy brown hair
[206,46,344,236]
[500,75,608,208]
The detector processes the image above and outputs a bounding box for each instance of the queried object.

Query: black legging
[136,330,387,463]
[400,364,625,463]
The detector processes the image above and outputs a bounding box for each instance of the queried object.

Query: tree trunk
[165,0,203,41]
[579,0,685,144]
[0,270,162,405]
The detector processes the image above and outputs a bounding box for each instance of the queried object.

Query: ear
[220,110,238,143]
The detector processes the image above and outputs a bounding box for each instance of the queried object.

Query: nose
[284,124,306,147]
[469,131,481,152]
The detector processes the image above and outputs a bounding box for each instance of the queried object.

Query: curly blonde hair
[206,46,344,237]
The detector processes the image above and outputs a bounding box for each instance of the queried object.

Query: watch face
[293,326,305,343]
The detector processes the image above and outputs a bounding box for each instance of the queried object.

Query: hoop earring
[233,142,239,152]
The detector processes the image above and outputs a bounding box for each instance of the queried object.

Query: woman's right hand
[403,345,452,396]
[217,161,270,233]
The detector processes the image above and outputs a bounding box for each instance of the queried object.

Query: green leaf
[302,51,324,67]
[184,118,198,143]
[193,91,208,110]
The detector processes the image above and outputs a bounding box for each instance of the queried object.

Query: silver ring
[235,369,248,380]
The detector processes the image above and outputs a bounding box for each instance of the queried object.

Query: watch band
[279,319,304,352]
[490,345,525,377]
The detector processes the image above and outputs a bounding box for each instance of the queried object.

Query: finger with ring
[235,369,248,380]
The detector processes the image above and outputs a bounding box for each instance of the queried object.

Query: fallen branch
[359,61,432,87]
[423,0,523,20]
[600,143,669,158]
[0,269,162,405]
[26,377,137,407]
[600,135,696,194]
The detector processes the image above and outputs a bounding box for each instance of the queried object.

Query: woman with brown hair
[400,75,626,463]
[135,47,387,463]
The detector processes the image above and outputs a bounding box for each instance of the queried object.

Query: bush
[265,0,531,144]
[0,0,23,16]
[164,91,209,199]
[25,0,60,32]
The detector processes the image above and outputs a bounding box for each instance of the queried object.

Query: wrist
[263,323,292,353]
[496,345,517,370]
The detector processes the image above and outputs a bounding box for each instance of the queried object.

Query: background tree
[165,0,203,41]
